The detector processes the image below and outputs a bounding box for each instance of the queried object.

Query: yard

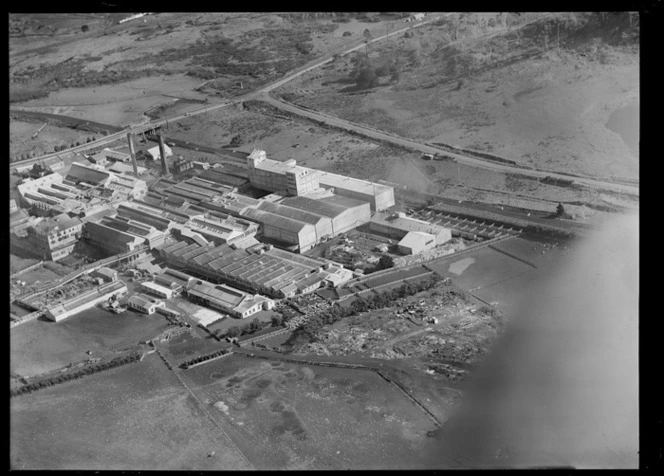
[10,353,251,470]
[180,355,441,469]
[10,307,171,377]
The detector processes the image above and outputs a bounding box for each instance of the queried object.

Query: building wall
[331,202,372,235]
[260,223,317,253]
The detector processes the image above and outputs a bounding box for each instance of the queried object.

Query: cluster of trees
[365,255,395,274]
[179,349,229,369]
[296,275,443,342]
[9,88,50,104]
[213,316,274,340]
[350,51,404,89]
[10,353,142,398]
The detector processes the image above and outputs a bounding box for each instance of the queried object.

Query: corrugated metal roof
[257,200,326,225]
[279,195,347,218]
[65,163,111,185]
[197,170,248,188]
[241,208,311,234]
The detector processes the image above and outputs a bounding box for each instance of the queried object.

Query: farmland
[10,308,171,377]
[10,353,251,470]
[180,355,441,469]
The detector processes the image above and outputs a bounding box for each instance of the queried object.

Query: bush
[342,31,352,37]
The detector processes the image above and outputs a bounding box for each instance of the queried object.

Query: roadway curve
[257,93,639,196]
[9,15,443,172]
[11,12,639,198]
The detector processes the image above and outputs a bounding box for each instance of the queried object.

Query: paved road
[11,12,638,199]
[9,16,443,171]
[257,94,639,196]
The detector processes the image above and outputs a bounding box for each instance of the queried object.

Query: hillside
[276,12,640,181]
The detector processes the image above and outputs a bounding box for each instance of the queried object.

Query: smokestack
[127,132,139,177]
[158,132,169,176]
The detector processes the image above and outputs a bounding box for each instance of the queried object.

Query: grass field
[10,118,97,160]
[10,308,171,377]
[180,355,440,469]
[10,353,252,470]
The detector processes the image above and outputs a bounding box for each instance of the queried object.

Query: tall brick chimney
[127,132,139,177]
[158,132,169,176]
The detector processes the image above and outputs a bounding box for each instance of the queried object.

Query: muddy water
[605,103,639,158]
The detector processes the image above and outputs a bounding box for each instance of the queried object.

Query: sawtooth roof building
[158,239,333,298]
[185,278,275,318]
[369,212,452,246]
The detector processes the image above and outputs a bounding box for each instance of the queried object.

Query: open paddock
[180,355,440,469]
[10,307,171,377]
[10,353,251,470]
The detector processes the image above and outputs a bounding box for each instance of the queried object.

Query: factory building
[316,170,395,211]
[369,212,452,246]
[24,213,84,261]
[279,194,372,236]
[181,215,258,246]
[83,219,146,255]
[154,268,195,295]
[397,231,437,255]
[91,266,118,283]
[106,174,148,200]
[200,193,261,217]
[172,157,194,175]
[185,279,275,319]
[241,207,318,253]
[45,281,128,322]
[246,149,320,196]
[140,280,175,299]
[257,200,333,242]
[64,162,114,187]
[108,162,147,176]
[147,144,173,161]
[91,148,132,163]
[116,202,173,231]
[17,172,64,201]
[196,169,249,191]
[158,240,331,298]
[99,215,166,249]
[126,293,165,315]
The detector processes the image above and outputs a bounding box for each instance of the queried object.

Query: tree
[229,134,242,148]
[377,255,395,270]
[81,25,89,32]
[355,66,377,89]
[556,203,566,217]
[271,315,283,327]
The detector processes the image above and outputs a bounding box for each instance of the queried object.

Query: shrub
[342,31,352,37]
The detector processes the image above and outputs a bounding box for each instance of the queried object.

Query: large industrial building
[45,281,128,322]
[246,149,320,196]
[22,213,84,261]
[241,207,318,252]
[279,194,371,236]
[370,212,452,247]
[244,149,394,211]
[158,239,343,298]
[316,170,395,211]
[185,278,275,319]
